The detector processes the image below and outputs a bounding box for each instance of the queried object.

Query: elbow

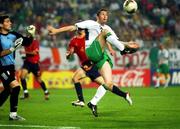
[0,52,4,57]
[69,26,76,32]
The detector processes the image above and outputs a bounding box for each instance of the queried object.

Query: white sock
[10,112,17,117]
[90,85,106,105]
[45,90,49,94]
[106,35,125,51]
[165,76,170,87]
[155,78,160,87]
[24,90,28,93]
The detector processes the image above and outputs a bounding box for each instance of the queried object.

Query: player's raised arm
[47,25,76,35]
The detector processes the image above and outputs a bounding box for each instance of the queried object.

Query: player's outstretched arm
[47,25,76,35]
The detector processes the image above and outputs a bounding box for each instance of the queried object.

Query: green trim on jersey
[86,38,113,69]
[105,32,112,39]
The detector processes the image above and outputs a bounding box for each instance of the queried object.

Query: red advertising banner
[84,69,151,88]
[112,69,151,87]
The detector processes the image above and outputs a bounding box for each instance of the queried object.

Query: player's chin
[5,27,12,31]
[102,20,107,23]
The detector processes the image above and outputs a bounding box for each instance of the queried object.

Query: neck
[77,35,84,38]
[97,21,105,26]
[0,29,9,34]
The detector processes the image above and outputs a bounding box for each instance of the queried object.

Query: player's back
[24,39,40,63]
[69,36,88,64]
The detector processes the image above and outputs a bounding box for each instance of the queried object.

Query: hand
[127,41,140,48]
[66,48,74,59]
[109,49,116,56]
[66,51,71,59]
[47,25,58,35]
[26,25,36,37]
[10,37,23,52]
[120,41,140,55]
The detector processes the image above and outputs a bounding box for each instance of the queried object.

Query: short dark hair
[0,15,9,24]
[96,8,109,16]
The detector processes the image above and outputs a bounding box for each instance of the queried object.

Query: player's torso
[158,49,169,64]
[85,22,102,48]
[24,40,38,52]
[0,33,17,66]
[24,39,40,63]
[72,37,88,63]
[85,23,116,48]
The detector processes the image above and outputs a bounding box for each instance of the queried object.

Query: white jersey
[158,49,169,65]
[75,20,118,48]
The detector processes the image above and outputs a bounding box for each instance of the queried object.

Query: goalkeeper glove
[10,37,23,52]
[26,25,36,37]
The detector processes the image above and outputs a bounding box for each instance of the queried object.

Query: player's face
[77,30,85,37]
[159,44,164,49]
[2,18,12,31]
[80,30,85,37]
[97,11,108,25]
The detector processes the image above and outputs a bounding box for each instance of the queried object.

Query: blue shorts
[85,65,101,81]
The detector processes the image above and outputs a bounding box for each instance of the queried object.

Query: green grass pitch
[0,87,180,129]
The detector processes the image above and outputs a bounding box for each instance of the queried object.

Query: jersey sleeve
[68,38,75,51]
[75,20,95,30]
[105,25,119,39]
[11,31,33,46]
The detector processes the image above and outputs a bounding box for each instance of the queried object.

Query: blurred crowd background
[0,0,179,49]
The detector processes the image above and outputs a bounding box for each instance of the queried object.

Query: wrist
[9,47,15,52]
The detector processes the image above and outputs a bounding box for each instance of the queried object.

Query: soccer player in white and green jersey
[48,8,138,109]
[155,43,170,88]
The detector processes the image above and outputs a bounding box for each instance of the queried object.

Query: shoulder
[10,31,23,37]
[103,24,112,30]
[31,39,39,46]
[0,31,20,40]
[70,36,77,41]
[86,20,96,23]
[76,20,96,25]
[69,37,76,44]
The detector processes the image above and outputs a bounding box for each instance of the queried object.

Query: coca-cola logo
[113,70,145,87]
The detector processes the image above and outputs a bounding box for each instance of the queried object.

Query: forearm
[66,48,74,59]
[0,49,12,57]
[57,25,76,33]
[22,50,38,55]
[107,43,113,51]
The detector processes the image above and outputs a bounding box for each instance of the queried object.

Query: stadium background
[0,0,179,88]
[0,1,180,129]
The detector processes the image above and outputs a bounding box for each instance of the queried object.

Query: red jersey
[68,36,89,65]
[24,39,40,63]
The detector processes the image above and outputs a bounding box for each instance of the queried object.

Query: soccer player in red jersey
[67,28,115,117]
[20,25,49,100]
